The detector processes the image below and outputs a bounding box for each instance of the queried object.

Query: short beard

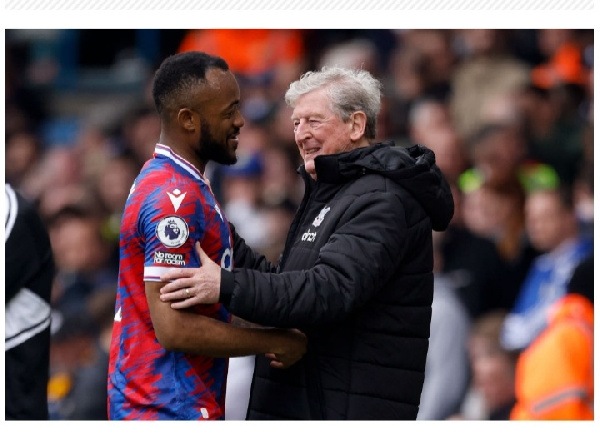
[196,121,237,166]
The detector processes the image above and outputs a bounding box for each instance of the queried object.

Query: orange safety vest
[511,293,594,420]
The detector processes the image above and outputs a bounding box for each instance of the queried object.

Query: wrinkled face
[291,88,353,179]
[193,69,245,165]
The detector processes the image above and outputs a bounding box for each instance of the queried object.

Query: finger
[195,241,212,265]
[269,360,285,369]
[160,288,190,302]
[265,353,285,368]
[169,298,196,310]
[160,268,195,282]
[160,278,192,294]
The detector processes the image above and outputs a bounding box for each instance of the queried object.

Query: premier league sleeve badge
[156,216,189,248]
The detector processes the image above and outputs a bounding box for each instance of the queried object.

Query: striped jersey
[107,144,232,420]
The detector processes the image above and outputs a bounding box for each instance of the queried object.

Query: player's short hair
[152,51,229,116]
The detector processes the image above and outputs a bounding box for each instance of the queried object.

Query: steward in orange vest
[511,255,593,420]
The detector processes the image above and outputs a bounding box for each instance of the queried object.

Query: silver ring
[185,288,190,298]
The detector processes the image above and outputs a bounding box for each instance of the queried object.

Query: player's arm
[145,281,306,367]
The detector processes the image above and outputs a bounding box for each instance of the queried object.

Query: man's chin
[304,162,317,179]
[214,152,237,166]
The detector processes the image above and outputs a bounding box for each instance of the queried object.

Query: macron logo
[167,189,186,212]
[114,307,122,322]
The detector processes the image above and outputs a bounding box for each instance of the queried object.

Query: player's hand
[266,328,307,369]
[159,242,221,307]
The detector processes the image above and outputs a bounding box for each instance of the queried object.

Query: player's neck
[160,136,207,175]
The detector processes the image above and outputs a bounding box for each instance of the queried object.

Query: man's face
[193,69,245,165]
[525,191,570,252]
[291,88,353,179]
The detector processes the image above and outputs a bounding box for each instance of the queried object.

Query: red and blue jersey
[108,144,233,420]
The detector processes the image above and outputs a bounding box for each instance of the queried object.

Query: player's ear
[178,108,197,132]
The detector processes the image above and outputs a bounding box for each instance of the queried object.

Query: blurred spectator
[112,104,161,167]
[407,97,452,146]
[19,146,82,208]
[571,124,594,238]
[461,122,559,193]
[461,183,537,314]
[500,187,593,352]
[46,206,116,331]
[580,35,593,124]
[417,231,471,420]
[423,126,468,186]
[72,123,116,184]
[259,197,298,264]
[47,309,97,420]
[408,97,468,184]
[439,184,511,320]
[454,310,518,420]
[268,101,300,149]
[511,254,593,420]
[95,153,139,224]
[6,42,49,136]
[450,29,531,143]
[480,90,525,130]
[385,44,428,139]
[220,151,269,251]
[259,143,303,207]
[5,130,44,188]
[517,83,587,188]
[459,123,556,303]
[319,38,380,76]
[94,153,141,265]
[56,289,116,420]
[399,29,456,100]
[531,29,589,90]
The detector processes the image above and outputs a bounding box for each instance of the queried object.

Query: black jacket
[220,141,454,420]
[5,183,55,420]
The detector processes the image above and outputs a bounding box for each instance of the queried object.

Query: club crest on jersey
[156,216,189,248]
[312,206,331,227]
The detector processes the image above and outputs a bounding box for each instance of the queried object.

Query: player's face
[195,69,245,165]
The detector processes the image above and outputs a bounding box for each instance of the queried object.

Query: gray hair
[284,66,382,139]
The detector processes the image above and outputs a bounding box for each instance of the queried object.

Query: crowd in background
[5,28,594,420]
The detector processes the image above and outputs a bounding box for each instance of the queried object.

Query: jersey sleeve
[139,182,206,282]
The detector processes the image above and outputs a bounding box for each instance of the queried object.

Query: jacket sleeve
[225,190,411,328]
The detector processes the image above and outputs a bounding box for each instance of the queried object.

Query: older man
[160,66,454,419]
